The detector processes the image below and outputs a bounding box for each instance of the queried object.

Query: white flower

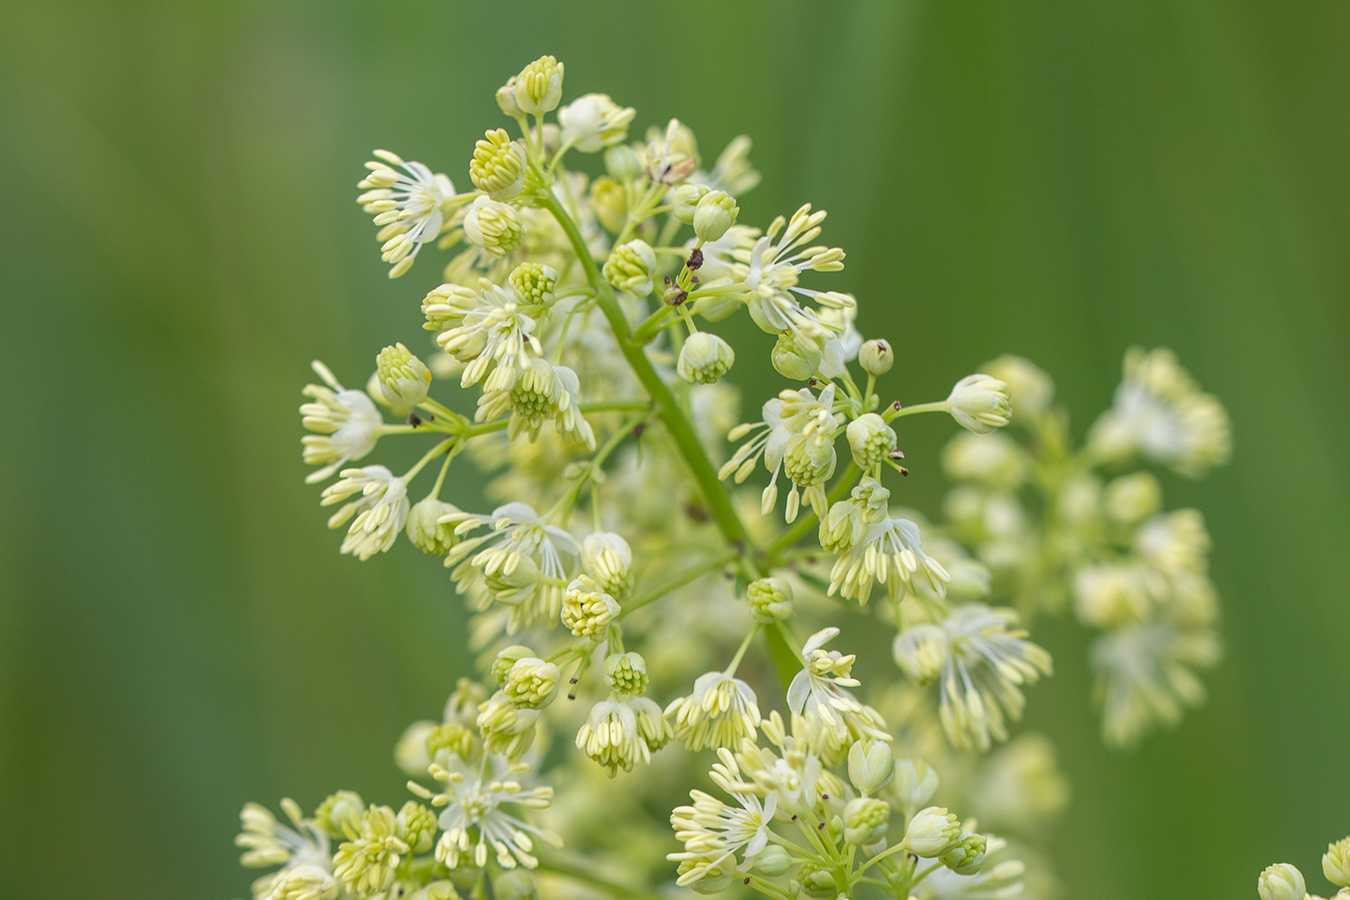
[669,748,778,885]
[411,754,560,870]
[433,279,542,389]
[300,361,384,484]
[357,150,455,278]
[786,628,888,742]
[603,238,658,296]
[320,466,410,560]
[558,93,635,152]
[721,383,841,522]
[666,671,761,752]
[581,532,633,598]
[1090,621,1221,748]
[732,204,854,352]
[1087,347,1231,476]
[677,332,736,384]
[444,502,579,633]
[477,356,595,449]
[576,697,649,775]
[236,800,339,900]
[827,478,951,605]
[894,605,1052,751]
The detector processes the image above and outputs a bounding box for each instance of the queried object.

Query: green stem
[882,400,949,423]
[402,438,455,482]
[540,193,756,559]
[618,547,740,619]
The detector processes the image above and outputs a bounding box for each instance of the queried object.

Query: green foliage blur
[2,2,1348,898]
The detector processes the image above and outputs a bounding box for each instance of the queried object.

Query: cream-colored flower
[357,150,456,277]
[558,93,635,152]
[320,466,410,560]
[666,671,761,752]
[300,361,384,484]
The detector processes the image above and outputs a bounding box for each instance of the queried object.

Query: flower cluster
[1257,835,1350,900]
[244,54,1234,900]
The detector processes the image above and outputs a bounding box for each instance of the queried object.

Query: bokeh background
[2,2,1348,898]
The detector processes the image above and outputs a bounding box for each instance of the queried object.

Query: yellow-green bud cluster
[948,373,1013,434]
[603,239,657,296]
[1326,837,1350,888]
[421,283,477,333]
[508,261,558,311]
[376,342,432,408]
[677,332,735,384]
[671,184,708,223]
[692,190,739,242]
[591,177,627,232]
[405,498,459,557]
[582,532,634,598]
[464,196,524,258]
[315,790,365,837]
[847,740,895,795]
[604,652,649,695]
[396,800,436,854]
[469,128,526,201]
[772,331,821,380]
[332,804,409,897]
[504,657,561,709]
[784,439,835,487]
[512,55,564,115]
[426,721,475,761]
[842,797,890,846]
[904,806,963,857]
[746,577,794,623]
[846,413,896,469]
[941,832,988,875]
[1258,863,1306,900]
[562,574,619,639]
[492,645,536,686]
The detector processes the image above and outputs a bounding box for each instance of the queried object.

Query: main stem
[539,193,755,558]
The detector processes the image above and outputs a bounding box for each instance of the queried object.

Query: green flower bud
[692,190,739,242]
[495,78,523,118]
[562,574,619,639]
[903,806,962,857]
[1103,472,1163,525]
[492,645,535,686]
[1258,863,1306,900]
[393,720,436,777]
[590,176,628,233]
[513,55,564,115]
[504,657,561,709]
[947,374,1012,434]
[1326,838,1350,888]
[940,832,988,875]
[752,843,792,877]
[843,796,891,845]
[671,184,708,224]
[797,863,837,897]
[746,577,794,623]
[395,801,436,854]
[771,331,821,380]
[847,413,897,470]
[405,497,459,557]
[784,438,835,488]
[463,196,524,258]
[314,790,365,837]
[602,239,657,296]
[848,739,895,795]
[859,338,894,375]
[469,128,526,201]
[508,261,558,311]
[376,342,432,408]
[582,532,634,598]
[677,332,735,384]
[677,856,736,894]
[603,652,649,696]
[889,758,940,811]
[604,143,643,182]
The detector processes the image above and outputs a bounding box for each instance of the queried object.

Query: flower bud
[396,801,437,854]
[562,574,619,639]
[692,190,739,242]
[315,791,365,837]
[1103,472,1162,526]
[508,261,558,311]
[495,78,523,117]
[604,144,643,181]
[819,498,865,554]
[752,843,791,878]
[393,720,436,777]
[671,184,708,224]
[746,577,794,623]
[603,239,657,296]
[848,739,896,795]
[843,797,890,846]
[941,832,988,875]
[1327,838,1350,888]
[771,331,821,380]
[904,806,963,857]
[893,624,949,686]
[558,93,635,152]
[604,652,649,696]
[590,177,627,233]
[463,196,524,258]
[491,645,535,686]
[582,532,634,598]
[405,498,459,557]
[678,856,736,895]
[783,438,836,488]
[847,413,897,470]
[469,129,526,201]
[677,332,736,384]
[796,864,837,897]
[890,758,940,811]
[513,55,564,115]
[859,339,894,375]
[947,374,1013,434]
[504,657,561,709]
[376,342,432,408]
[1258,863,1306,900]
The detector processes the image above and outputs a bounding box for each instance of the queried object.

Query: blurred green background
[2,2,1348,898]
